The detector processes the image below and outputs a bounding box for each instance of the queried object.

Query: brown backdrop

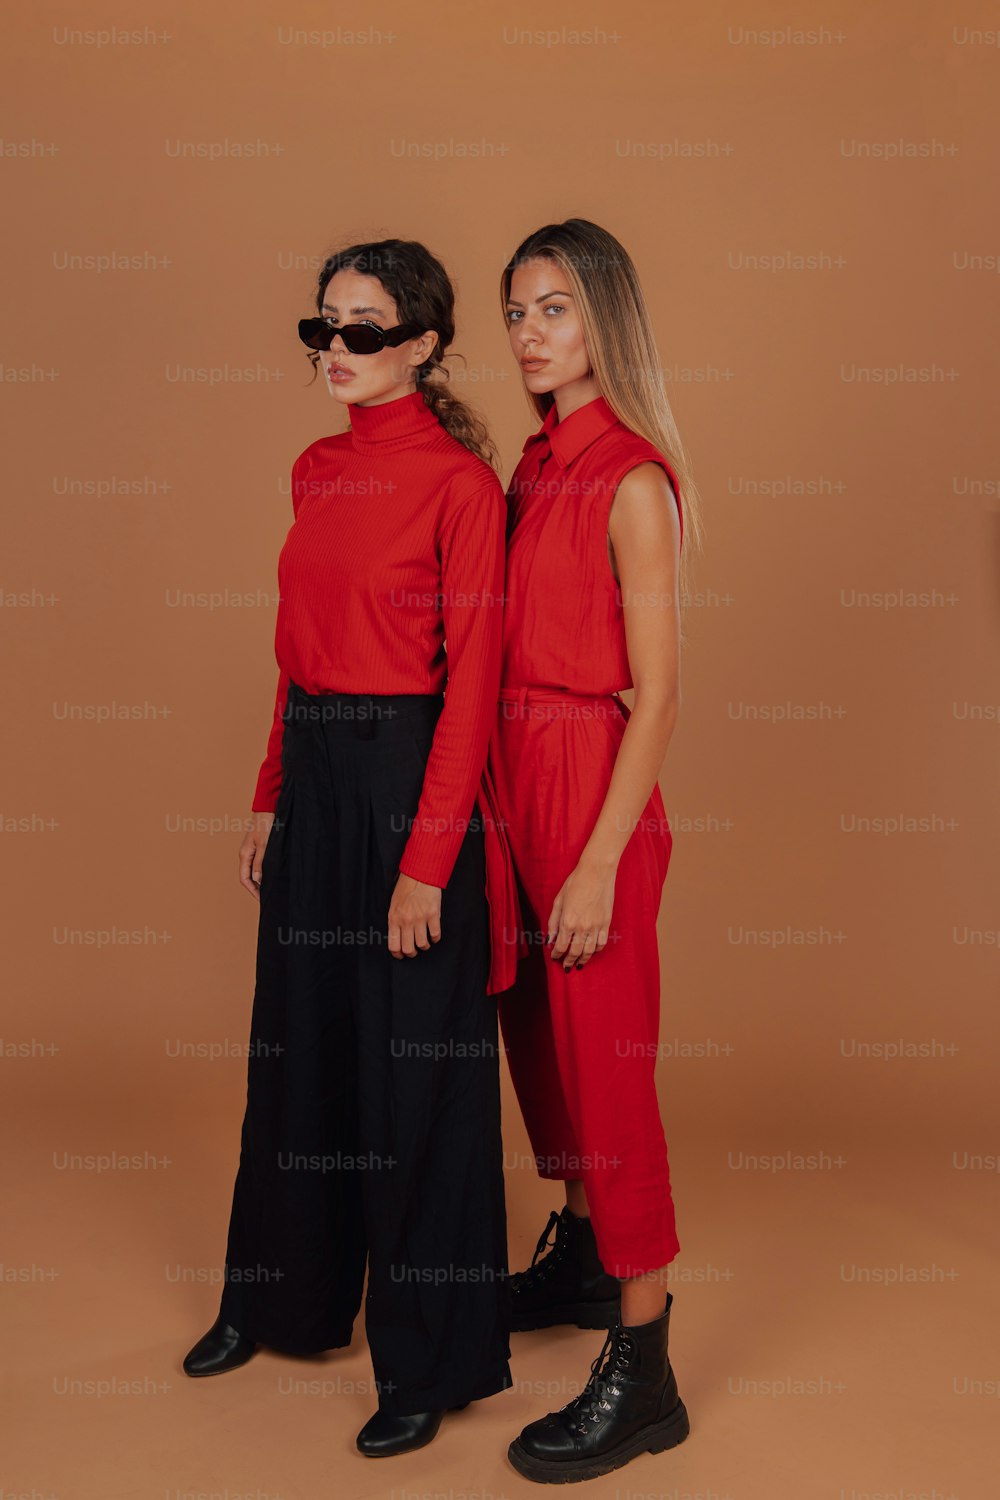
[3,2,997,1497]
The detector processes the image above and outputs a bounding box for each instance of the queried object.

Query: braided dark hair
[304,238,498,470]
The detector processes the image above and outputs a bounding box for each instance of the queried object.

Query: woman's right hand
[239,811,276,900]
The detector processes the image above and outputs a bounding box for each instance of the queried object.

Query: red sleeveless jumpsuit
[489,394,684,1278]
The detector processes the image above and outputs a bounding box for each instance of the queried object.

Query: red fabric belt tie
[478,757,525,997]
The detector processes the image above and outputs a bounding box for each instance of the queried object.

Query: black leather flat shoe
[182,1314,258,1377]
[356,1402,468,1457]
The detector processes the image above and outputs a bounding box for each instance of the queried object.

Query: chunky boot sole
[507,1398,690,1484]
[511,1297,621,1333]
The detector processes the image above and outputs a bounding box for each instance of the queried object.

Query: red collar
[521,395,620,469]
[347,389,441,454]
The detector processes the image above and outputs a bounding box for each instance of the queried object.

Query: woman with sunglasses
[182,239,520,1458]
[489,219,704,1484]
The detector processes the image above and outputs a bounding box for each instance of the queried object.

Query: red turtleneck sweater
[251,389,506,891]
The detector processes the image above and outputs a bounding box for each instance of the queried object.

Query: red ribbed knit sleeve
[250,452,307,813]
[251,666,289,813]
[397,482,506,888]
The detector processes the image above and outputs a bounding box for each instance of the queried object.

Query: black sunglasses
[298,317,423,355]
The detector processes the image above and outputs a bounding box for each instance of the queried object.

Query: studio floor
[5,1099,994,1500]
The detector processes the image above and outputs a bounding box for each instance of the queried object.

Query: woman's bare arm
[547,461,681,968]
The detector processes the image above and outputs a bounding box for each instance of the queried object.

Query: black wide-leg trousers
[219,681,512,1415]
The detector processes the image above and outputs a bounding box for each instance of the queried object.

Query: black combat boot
[182,1313,258,1377]
[510,1207,621,1331]
[507,1292,689,1483]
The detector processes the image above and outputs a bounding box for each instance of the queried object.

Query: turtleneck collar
[347,388,441,455]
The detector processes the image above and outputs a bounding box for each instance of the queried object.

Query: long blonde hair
[500,219,704,610]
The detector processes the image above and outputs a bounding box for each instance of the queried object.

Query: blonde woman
[489,218,704,1483]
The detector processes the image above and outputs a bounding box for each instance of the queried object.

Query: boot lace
[558,1326,635,1436]
[510,1209,563,1290]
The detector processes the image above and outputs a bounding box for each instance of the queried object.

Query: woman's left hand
[388,872,443,960]
[547,856,618,972]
